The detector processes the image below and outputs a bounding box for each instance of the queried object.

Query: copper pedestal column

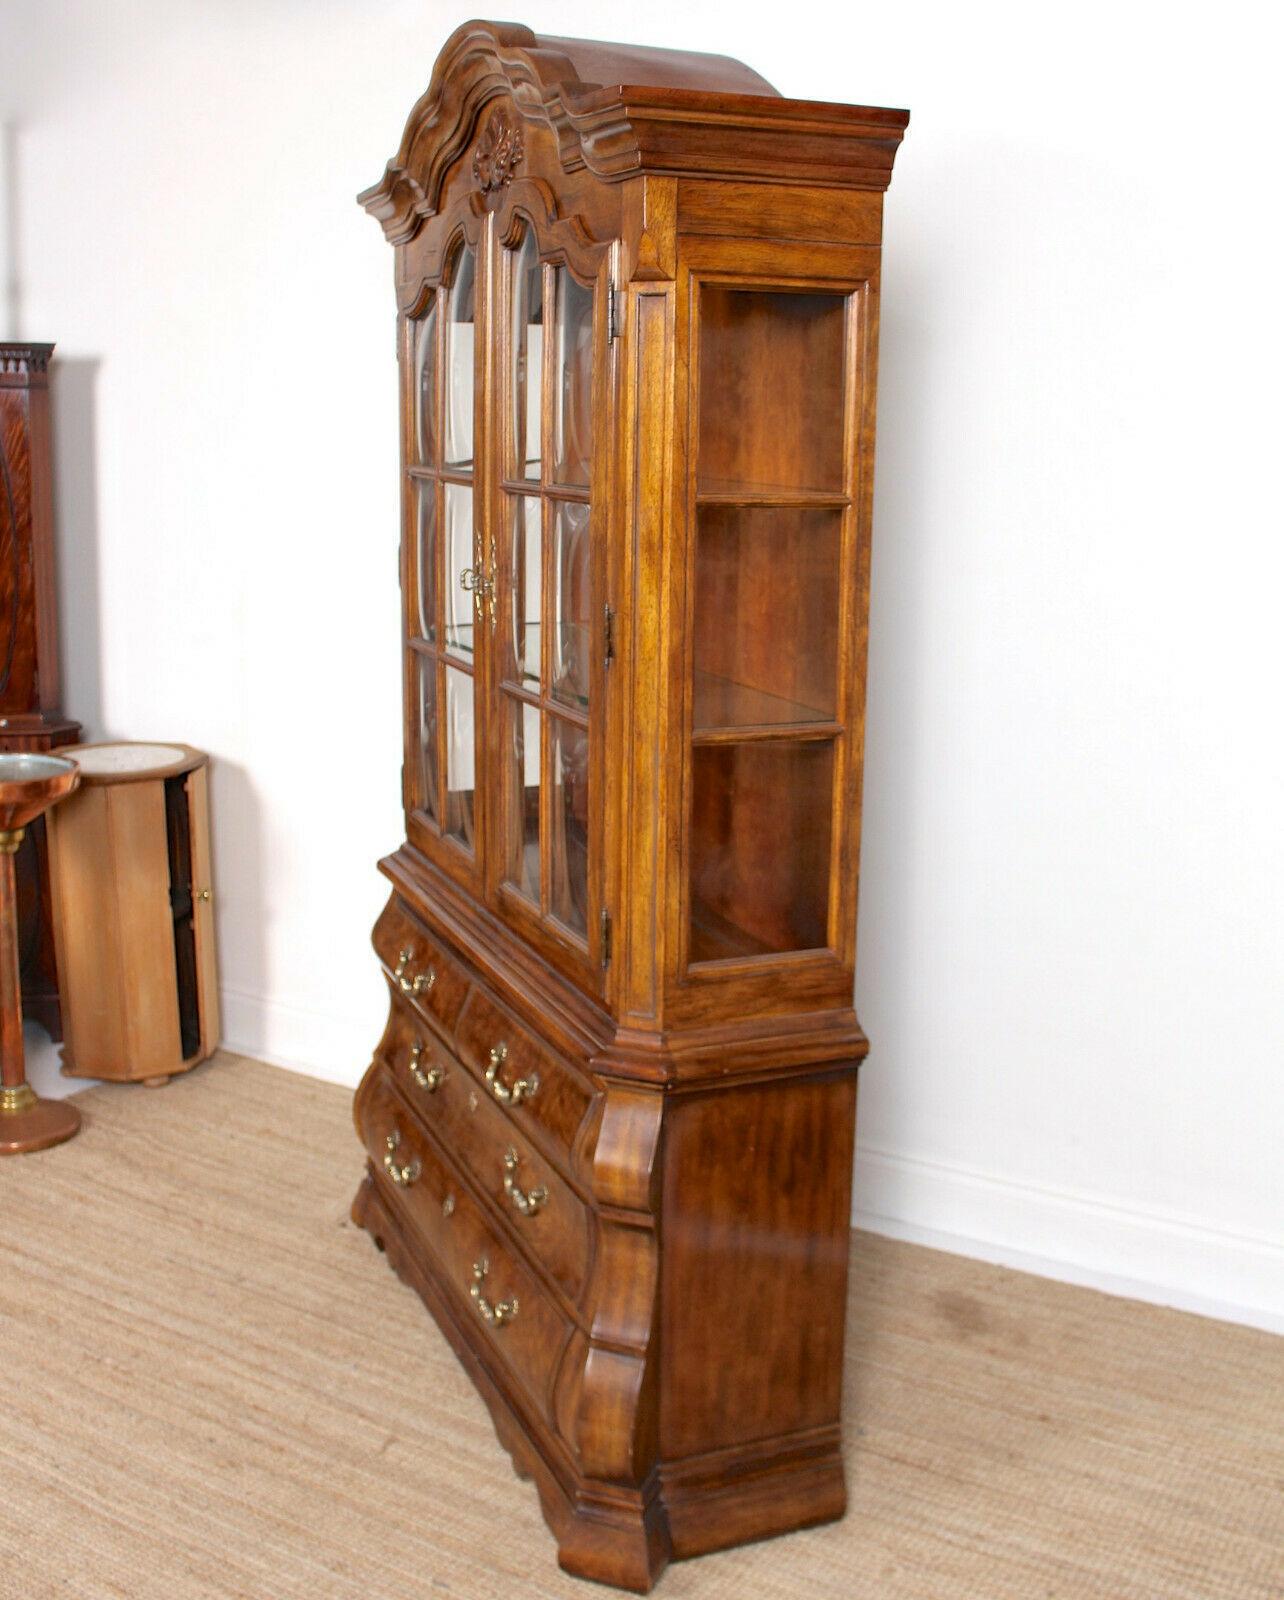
[0,754,81,1153]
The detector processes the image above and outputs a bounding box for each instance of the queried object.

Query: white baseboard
[853,1142,1284,1335]
[219,986,373,1089]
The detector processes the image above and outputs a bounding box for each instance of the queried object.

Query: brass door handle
[394,947,436,997]
[485,1043,538,1106]
[459,565,494,599]
[502,1147,548,1216]
[470,1258,518,1326]
[383,1128,421,1187]
[407,1041,444,1094]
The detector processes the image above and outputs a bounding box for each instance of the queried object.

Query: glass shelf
[693,671,834,736]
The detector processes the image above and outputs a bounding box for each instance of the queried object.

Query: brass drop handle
[502,1147,548,1217]
[383,1128,421,1187]
[485,1042,538,1106]
[470,1258,518,1327]
[394,947,436,997]
[407,1040,444,1094]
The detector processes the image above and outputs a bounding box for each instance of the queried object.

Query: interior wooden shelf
[695,480,849,508]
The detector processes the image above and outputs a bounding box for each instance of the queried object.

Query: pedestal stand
[0,754,82,1154]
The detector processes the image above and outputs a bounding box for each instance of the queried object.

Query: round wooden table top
[63,742,207,786]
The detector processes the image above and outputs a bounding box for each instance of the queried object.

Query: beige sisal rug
[0,1055,1280,1599]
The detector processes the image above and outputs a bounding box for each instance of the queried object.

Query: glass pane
[444,246,477,470]
[507,495,541,688]
[509,231,543,481]
[692,507,840,729]
[697,288,845,495]
[444,666,475,851]
[549,717,588,938]
[551,500,590,710]
[552,268,593,486]
[413,481,437,643]
[503,696,540,904]
[690,740,833,961]
[412,297,438,466]
[412,653,438,824]
[443,483,475,660]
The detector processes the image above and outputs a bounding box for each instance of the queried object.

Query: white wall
[3,0,1280,1332]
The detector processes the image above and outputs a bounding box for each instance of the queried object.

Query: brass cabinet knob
[470,1258,518,1327]
[502,1146,548,1216]
[393,947,436,997]
[382,1127,421,1187]
[407,1040,444,1093]
[194,888,213,903]
[484,1042,538,1106]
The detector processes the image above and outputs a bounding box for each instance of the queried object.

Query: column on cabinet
[689,285,849,963]
[498,223,594,947]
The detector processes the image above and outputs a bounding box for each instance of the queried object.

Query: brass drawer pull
[394,947,436,997]
[502,1147,548,1216]
[470,1258,518,1326]
[407,1040,444,1093]
[382,1128,421,1187]
[485,1042,539,1106]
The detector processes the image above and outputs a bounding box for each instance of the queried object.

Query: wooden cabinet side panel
[107,782,181,1078]
[47,788,127,1073]
[185,763,220,1057]
[658,1070,857,1459]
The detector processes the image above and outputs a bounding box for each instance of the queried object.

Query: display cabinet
[352,22,907,1591]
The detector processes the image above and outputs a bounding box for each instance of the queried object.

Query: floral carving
[472,109,524,193]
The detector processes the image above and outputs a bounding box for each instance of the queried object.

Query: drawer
[359,1069,573,1423]
[453,985,596,1177]
[372,896,469,1039]
[379,999,593,1304]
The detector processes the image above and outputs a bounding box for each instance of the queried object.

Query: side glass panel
[688,284,848,963]
[442,483,475,660]
[413,298,438,467]
[444,664,476,848]
[551,267,594,487]
[503,696,541,903]
[551,500,590,710]
[445,246,477,470]
[549,717,589,937]
[507,494,541,688]
[412,652,439,825]
[509,231,543,482]
[414,482,437,644]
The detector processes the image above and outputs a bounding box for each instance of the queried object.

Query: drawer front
[360,1069,572,1421]
[380,1001,593,1304]
[372,897,469,1039]
[453,986,595,1176]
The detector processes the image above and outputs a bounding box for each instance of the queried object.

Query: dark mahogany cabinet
[351,22,907,1590]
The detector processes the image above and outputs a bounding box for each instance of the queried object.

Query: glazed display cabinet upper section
[361,19,908,1031]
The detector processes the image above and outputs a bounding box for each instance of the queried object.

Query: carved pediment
[358,19,908,244]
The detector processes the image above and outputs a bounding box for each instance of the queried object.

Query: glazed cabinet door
[486,215,612,992]
[402,227,488,893]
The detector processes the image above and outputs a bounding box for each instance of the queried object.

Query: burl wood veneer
[351,21,907,1590]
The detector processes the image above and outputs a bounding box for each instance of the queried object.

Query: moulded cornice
[358,19,909,245]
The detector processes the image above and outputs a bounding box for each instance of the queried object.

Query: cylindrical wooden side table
[47,742,220,1086]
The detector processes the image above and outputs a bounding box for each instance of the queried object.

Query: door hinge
[600,908,612,967]
[603,604,615,667]
[607,283,621,344]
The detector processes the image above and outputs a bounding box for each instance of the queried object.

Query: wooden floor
[1,1054,1280,1599]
